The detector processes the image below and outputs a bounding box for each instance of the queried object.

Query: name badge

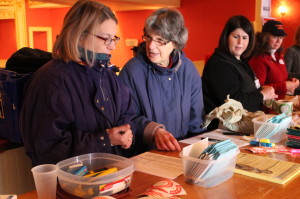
[254,78,260,89]
[279,59,285,64]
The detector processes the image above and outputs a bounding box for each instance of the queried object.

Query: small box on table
[180,138,239,188]
[252,114,292,143]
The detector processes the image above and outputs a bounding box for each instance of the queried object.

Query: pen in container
[201,137,223,142]
[223,132,250,136]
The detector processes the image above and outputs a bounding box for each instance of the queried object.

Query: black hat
[262,20,287,36]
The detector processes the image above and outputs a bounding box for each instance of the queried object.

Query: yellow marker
[84,167,117,177]
[96,167,118,177]
[84,168,108,177]
[84,170,104,177]
[260,138,270,143]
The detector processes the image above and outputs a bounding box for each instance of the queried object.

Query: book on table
[234,153,300,184]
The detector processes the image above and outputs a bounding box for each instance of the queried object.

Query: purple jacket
[20,60,135,165]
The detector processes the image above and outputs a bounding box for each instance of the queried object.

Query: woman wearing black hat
[249,20,299,99]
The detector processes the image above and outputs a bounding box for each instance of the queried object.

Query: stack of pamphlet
[182,139,239,187]
[286,127,300,148]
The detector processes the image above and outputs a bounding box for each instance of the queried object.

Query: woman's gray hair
[144,8,188,51]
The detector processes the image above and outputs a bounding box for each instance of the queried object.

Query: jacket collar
[260,51,282,62]
[136,49,183,75]
[214,48,245,64]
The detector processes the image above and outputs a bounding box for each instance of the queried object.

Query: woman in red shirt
[249,20,299,99]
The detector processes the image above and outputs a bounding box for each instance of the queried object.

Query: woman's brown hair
[52,0,117,64]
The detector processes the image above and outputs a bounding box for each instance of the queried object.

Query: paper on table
[235,153,300,184]
[131,152,183,180]
[180,129,249,148]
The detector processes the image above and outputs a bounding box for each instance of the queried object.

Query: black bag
[6,47,52,73]
[0,47,52,143]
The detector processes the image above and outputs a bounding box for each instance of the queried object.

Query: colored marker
[290,149,300,153]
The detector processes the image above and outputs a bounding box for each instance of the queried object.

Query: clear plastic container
[56,153,134,198]
[252,114,292,143]
[180,149,239,188]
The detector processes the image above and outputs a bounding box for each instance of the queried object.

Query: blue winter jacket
[119,51,205,152]
[20,60,135,165]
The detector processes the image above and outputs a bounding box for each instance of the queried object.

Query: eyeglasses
[142,35,170,46]
[88,32,120,46]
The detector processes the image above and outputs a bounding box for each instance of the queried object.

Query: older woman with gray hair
[119,8,205,154]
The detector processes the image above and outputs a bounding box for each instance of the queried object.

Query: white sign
[261,0,271,18]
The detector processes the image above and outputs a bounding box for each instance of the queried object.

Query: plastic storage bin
[56,153,135,198]
[180,149,239,188]
[252,114,292,143]
[0,69,30,143]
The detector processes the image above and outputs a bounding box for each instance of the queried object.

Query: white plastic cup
[31,164,58,199]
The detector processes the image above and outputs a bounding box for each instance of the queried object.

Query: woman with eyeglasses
[202,16,278,130]
[20,0,135,166]
[119,8,205,154]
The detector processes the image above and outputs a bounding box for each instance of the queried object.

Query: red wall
[2,0,300,67]
[112,10,153,67]
[26,2,70,51]
[0,1,69,60]
[271,0,300,49]
[33,32,48,51]
[114,0,255,66]
[25,2,52,53]
[0,19,17,59]
[48,7,71,43]
[12,0,256,66]
[180,0,255,61]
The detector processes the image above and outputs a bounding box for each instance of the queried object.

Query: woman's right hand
[107,124,133,149]
[286,80,297,95]
[290,78,300,89]
[260,86,278,100]
[154,128,181,151]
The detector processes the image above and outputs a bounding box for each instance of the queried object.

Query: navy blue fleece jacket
[119,51,205,152]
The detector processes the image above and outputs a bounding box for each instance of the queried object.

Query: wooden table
[19,144,300,199]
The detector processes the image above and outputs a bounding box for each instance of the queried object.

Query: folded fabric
[204,95,265,134]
